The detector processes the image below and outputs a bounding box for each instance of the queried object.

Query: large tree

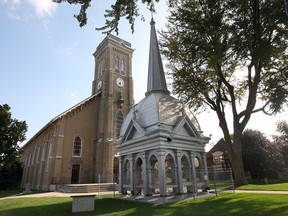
[0,104,27,167]
[274,121,288,167]
[159,0,288,186]
[242,129,284,180]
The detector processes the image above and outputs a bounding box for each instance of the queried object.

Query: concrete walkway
[0,191,119,200]
[234,190,288,195]
[1,190,288,201]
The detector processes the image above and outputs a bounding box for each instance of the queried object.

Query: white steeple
[146,19,170,96]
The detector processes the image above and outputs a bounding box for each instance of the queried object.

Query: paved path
[1,190,288,200]
[0,191,119,200]
[234,190,288,194]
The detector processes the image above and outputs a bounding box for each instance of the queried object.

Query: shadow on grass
[165,193,288,216]
[0,188,24,198]
[0,197,163,216]
[0,194,288,216]
[0,188,46,198]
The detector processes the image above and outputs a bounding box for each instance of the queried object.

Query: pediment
[179,123,196,137]
[121,118,146,142]
[173,115,200,138]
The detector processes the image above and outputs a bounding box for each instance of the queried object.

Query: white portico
[116,19,210,196]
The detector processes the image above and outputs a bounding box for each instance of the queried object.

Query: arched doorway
[135,157,143,195]
[150,155,159,186]
[165,154,176,194]
[195,156,204,191]
[181,155,192,192]
[123,159,130,185]
[165,154,176,185]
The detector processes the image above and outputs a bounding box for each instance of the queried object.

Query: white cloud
[1,0,21,10]
[27,0,57,18]
[2,0,57,20]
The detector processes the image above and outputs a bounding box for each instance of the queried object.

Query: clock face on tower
[116,77,124,87]
[97,80,102,90]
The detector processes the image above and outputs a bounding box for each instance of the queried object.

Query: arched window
[98,59,105,78]
[120,59,125,75]
[115,110,124,138]
[73,136,82,157]
[115,56,120,73]
[115,56,125,75]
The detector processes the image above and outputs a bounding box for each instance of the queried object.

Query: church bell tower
[92,35,134,182]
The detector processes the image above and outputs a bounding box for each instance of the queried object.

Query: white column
[175,150,183,194]
[145,152,153,196]
[140,152,148,196]
[129,155,134,195]
[157,149,166,196]
[118,156,124,194]
[190,152,197,193]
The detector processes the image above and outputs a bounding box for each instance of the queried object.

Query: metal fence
[96,167,234,196]
[207,167,234,195]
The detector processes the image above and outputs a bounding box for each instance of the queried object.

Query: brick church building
[20,34,134,191]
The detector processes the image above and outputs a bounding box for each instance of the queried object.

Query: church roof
[119,19,204,144]
[120,92,201,137]
[22,92,100,148]
[94,34,133,57]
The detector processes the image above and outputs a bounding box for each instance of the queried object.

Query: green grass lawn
[0,193,288,216]
[0,188,23,198]
[236,182,288,191]
[0,188,45,198]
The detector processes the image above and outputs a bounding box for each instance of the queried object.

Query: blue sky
[0,0,285,149]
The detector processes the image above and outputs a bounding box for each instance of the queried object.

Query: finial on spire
[145,13,170,96]
[150,0,155,20]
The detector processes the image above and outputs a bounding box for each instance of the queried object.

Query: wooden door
[71,164,80,184]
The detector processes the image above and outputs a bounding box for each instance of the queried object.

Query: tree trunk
[230,146,248,186]
[218,110,248,186]
[227,134,248,186]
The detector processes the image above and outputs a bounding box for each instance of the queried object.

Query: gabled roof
[121,118,146,143]
[22,92,101,148]
[173,114,200,138]
[206,138,227,157]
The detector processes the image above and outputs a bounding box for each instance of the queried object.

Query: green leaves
[161,0,288,116]
[242,129,284,179]
[96,0,140,34]
[52,0,91,27]
[161,0,233,111]
[53,0,160,34]
[0,104,27,168]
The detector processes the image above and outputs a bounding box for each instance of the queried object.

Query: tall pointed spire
[145,19,170,96]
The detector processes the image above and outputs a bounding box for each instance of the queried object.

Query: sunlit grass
[236,182,288,191]
[0,193,288,216]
